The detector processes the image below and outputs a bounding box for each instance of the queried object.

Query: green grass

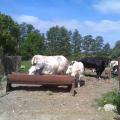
[95,89,120,114]
[18,60,31,73]
[0,75,7,82]
[83,71,96,77]
[96,89,118,107]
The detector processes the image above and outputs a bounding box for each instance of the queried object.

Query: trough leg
[68,85,72,90]
[6,82,12,92]
[70,82,76,96]
[109,68,111,80]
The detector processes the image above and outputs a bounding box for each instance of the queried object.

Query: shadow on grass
[8,80,85,94]
[79,80,85,87]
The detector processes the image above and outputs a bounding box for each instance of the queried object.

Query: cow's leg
[96,69,99,78]
[6,82,12,92]
[99,67,105,79]
[77,77,81,88]
[75,74,80,88]
[96,70,101,80]
[97,70,104,80]
[70,82,76,96]
[68,85,72,90]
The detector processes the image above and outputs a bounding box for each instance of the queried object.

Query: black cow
[78,57,109,79]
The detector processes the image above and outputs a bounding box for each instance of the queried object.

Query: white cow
[66,61,84,87]
[110,60,118,75]
[29,55,68,75]
[110,60,118,68]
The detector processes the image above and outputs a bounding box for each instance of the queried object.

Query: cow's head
[70,61,76,65]
[66,65,72,75]
[28,65,40,75]
[112,65,118,75]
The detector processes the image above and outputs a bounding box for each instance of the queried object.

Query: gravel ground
[0,76,119,120]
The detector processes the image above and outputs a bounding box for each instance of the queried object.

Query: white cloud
[14,15,120,33]
[93,0,120,14]
[84,20,120,32]
[13,14,120,47]
[14,15,82,32]
[16,15,40,24]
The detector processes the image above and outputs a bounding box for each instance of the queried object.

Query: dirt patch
[0,76,119,120]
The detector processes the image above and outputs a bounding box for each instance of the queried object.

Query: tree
[19,22,35,40]
[94,36,104,56]
[111,40,120,59]
[46,26,60,55]
[46,26,71,57]
[72,29,82,58]
[82,35,94,54]
[72,29,82,53]
[102,43,111,57]
[19,23,45,60]
[0,12,20,55]
[59,27,71,57]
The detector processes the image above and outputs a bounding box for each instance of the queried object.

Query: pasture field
[0,71,119,120]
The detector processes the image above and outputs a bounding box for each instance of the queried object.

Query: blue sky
[0,0,120,48]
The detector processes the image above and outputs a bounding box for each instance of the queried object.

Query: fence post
[2,56,21,75]
[118,57,120,90]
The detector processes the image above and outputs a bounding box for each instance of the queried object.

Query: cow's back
[79,58,107,68]
[55,55,68,74]
[79,58,97,68]
[41,57,59,74]
[31,55,47,65]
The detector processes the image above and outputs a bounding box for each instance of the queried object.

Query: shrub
[18,60,31,73]
[96,89,120,114]
[114,92,120,114]
[0,75,6,82]
[96,89,118,107]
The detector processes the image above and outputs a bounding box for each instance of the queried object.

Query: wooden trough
[7,73,77,96]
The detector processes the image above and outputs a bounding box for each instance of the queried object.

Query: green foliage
[95,36,104,52]
[96,89,118,107]
[114,93,120,114]
[0,12,20,55]
[111,40,120,59]
[0,75,7,82]
[92,36,104,56]
[102,43,111,57]
[0,12,116,60]
[96,89,120,114]
[82,35,94,54]
[46,26,61,55]
[0,46,3,57]
[46,26,71,57]
[81,35,104,56]
[19,22,35,40]
[18,60,31,73]
[71,29,82,59]
[19,23,45,60]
